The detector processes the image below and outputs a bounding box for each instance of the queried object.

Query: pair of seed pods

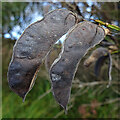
[8,9,107,111]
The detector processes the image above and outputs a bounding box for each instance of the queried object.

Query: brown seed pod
[84,47,112,87]
[84,47,109,67]
[49,21,106,111]
[8,9,80,101]
[94,52,112,88]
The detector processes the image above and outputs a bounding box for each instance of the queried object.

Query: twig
[72,81,120,88]
[38,89,51,100]
[112,58,120,71]
[53,104,73,118]
[112,86,120,95]
[53,87,89,118]
[53,90,120,118]
[83,98,120,107]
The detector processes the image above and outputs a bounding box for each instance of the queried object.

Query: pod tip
[64,106,68,115]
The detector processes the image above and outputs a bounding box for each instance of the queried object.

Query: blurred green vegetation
[2,2,120,118]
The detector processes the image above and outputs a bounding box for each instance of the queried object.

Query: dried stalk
[38,89,51,100]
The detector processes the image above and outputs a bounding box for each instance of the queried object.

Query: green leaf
[92,19,120,31]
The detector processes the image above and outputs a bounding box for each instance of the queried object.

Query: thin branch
[112,58,120,71]
[72,80,120,88]
[38,89,51,100]
[54,94,120,118]
[53,104,73,118]
[83,98,120,107]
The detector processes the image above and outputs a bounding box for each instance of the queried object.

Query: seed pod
[8,9,80,100]
[94,52,112,88]
[107,53,112,87]
[94,54,108,76]
[83,47,112,87]
[84,47,108,67]
[50,21,106,111]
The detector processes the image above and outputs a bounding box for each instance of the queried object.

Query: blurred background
[2,2,120,118]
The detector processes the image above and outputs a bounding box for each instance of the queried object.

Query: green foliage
[2,2,120,118]
[2,2,28,32]
[2,39,120,118]
[93,19,120,31]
